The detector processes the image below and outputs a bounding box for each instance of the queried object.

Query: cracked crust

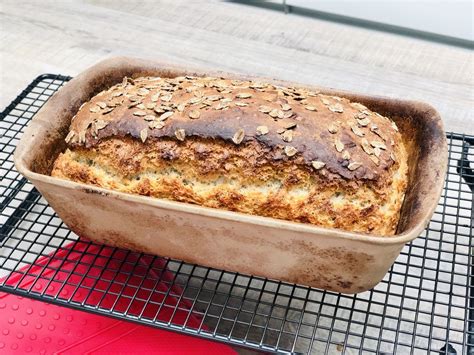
[51,75,408,235]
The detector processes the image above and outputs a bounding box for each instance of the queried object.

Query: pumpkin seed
[133,110,146,117]
[65,130,75,143]
[312,160,325,170]
[355,112,368,119]
[256,125,269,136]
[361,138,374,155]
[140,128,148,143]
[351,125,365,137]
[269,109,280,118]
[284,146,298,157]
[281,130,293,142]
[95,120,108,130]
[342,150,351,160]
[149,121,165,130]
[161,94,172,102]
[351,102,367,111]
[175,129,186,141]
[328,124,338,134]
[137,88,149,96]
[215,102,229,110]
[370,155,380,166]
[348,162,362,171]
[356,117,370,126]
[284,122,297,130]
[259,105,272,113]
[207,95,222,101]
[249,82,265,89]
[335,137,344,152]
[154,106,165,114]
[188,110,201,119]
[236,92,252,99]
[232,129,245,144]
[371,140,387,150]
[329,103,344,113]
[77,130,86,144]
[160,111,174,121]
[189,97,202,105]
[283,111,295,119]
[102,107,114,114]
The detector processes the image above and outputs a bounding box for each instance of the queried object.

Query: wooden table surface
[1,0,473,134]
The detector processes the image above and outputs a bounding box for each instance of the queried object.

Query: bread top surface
[67,75,401,182]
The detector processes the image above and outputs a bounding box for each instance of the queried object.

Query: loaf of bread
[51,75,408,235]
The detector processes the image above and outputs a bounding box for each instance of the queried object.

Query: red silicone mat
[0,242,236,354]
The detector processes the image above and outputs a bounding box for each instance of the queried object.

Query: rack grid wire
[0,75,473,354]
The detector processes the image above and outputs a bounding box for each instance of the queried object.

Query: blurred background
[1,0,473,132]
[264,0,473,41]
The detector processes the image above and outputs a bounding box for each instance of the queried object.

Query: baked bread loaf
[51,75,408,235]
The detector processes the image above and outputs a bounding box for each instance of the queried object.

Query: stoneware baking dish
[14,57,447,293]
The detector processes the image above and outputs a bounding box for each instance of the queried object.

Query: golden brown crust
[67,76,400,181]
[53,75,408,235]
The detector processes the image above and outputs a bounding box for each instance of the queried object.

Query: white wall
[284,0,473,41]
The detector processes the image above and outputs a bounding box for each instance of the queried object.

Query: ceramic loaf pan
[14,57,447,294]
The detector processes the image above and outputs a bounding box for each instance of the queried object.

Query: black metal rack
[1,75,473,354]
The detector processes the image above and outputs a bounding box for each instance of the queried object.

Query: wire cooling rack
[1,75,473,354]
